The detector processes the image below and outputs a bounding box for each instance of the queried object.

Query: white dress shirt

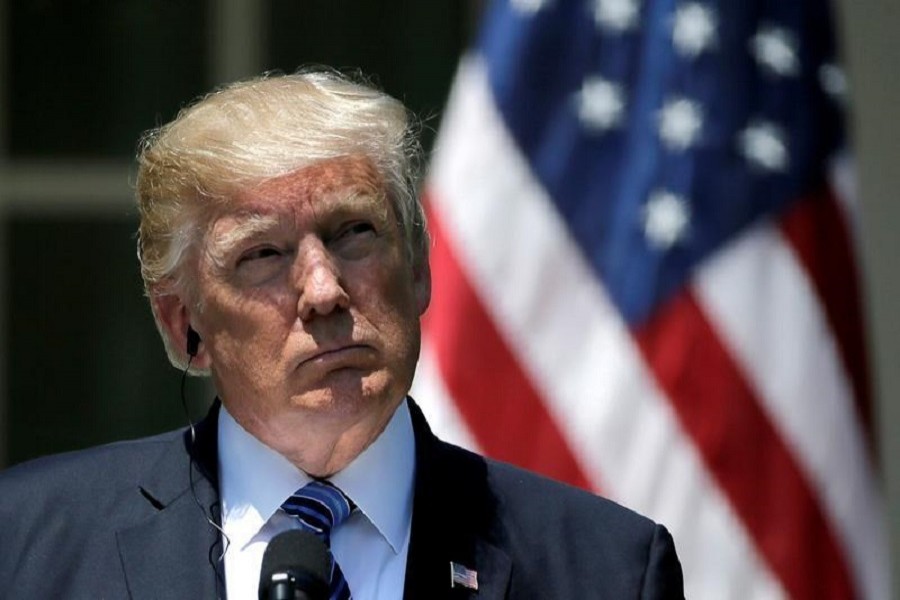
[218,400,415,600]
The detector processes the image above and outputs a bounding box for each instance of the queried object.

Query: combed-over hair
[135,69,426,371]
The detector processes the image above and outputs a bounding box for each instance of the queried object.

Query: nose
[294,241,350,321]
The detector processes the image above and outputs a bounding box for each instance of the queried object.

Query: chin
[291,370,402,417]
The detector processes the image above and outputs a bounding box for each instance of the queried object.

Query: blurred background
[0,0,471,461]
[0,0,897,598]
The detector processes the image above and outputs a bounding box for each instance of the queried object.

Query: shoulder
[448,441,659,539]
[0,429,187,552]
[0,429,191,596]
[411,400,668,548]
[435,440,684,597]
[0,429,183,510]
[432,437,651,522]
[486,452,653,531]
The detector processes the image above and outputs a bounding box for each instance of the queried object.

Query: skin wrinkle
[205,213,283,271]
[202,165,393,273]
[165,155,431,477]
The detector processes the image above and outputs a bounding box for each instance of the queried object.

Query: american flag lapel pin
[450,561,479,591]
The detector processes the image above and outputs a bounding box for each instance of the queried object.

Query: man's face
[183,156,429,470]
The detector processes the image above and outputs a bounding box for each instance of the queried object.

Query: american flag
[450,562,480,591]
[412,0,890,598]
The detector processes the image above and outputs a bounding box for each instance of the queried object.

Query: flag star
[738,120,790,172]
[819,63,848,103]
[511,0,550,15]
[750,26,800,77]
[577,76,627,131]
[643,190,690,249]
[672,3,717,58]
[657,97,703,151]
[592,0,641,33]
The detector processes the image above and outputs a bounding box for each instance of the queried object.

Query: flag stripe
[421,56,788,599]
[779,188,874,443]
[634,289,855,600]
[693,214,889,599]
[413,342,481,452]
[423,196,593,489]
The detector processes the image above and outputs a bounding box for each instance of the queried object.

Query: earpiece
[179,323,229,580]
[186,326,201,357]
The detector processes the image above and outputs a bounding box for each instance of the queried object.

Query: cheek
[363,265,419,323]
[199,288,295,361]
[369,274,422,356]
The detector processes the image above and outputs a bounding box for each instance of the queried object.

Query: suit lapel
[117,403,225,599]
[404,400,511,600]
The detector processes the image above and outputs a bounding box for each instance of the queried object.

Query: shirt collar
[218,400,415,554]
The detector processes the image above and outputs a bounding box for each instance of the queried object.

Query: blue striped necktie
[280,480,354,600]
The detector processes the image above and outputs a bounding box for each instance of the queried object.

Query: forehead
[199,156,393,263]
[231,155,386,214]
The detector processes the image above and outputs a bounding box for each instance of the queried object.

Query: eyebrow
[327,190,391,222]
[205,213,284,269]
[203,189,391,268]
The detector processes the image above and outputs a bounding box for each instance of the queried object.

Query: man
[0,71,684,599]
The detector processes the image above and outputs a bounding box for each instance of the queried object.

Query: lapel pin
[450,561,479,591]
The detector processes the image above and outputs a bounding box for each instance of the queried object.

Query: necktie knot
[281,480,353,544]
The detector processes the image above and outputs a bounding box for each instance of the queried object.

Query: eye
[330,221,378,259]
[338,222,376,238]
[238,246,284,264]
[231,244,291,286]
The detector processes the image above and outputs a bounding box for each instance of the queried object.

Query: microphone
[259,530,331,600]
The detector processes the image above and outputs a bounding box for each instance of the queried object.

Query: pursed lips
[296,343,373,369]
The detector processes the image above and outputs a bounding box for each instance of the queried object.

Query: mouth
[297,344,374,370]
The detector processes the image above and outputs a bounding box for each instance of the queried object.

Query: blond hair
[135,69,426,370]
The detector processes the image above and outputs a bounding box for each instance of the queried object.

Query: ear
[413,255,431,316]
[151,291,212,370]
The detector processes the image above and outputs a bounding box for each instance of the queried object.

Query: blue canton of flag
[481,0,843,325]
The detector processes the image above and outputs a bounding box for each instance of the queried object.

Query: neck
[225,399,402,477]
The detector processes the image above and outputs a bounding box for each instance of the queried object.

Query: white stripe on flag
[413,341,482,452]
[424,54,786,600]
[694,223,889,600]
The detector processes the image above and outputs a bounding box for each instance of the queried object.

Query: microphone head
[259,530,331,600]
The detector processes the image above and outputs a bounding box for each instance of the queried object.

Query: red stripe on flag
[423,194,593,490]
[779,187,873,447]
[634,290,855,600]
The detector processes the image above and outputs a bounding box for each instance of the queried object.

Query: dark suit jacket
[0,401,684,599]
